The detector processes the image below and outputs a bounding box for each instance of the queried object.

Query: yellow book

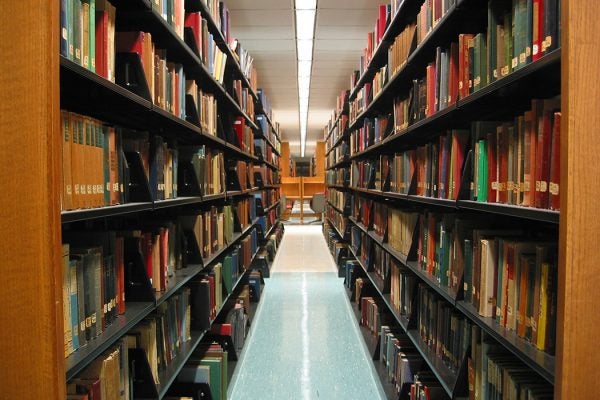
[536,261,549,351]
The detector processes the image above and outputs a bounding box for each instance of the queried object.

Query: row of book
[325,169,350,187]
[60,0,116,81]
[388,129,468,199]
[470,99,561,210]
[325,114,349,154]
[256,114,281,152]
[326,207,348,238]
[254,165,280,187]
[326,188,351,214]
[373,205,560,355]
[179,342,229,400]
[117,31,188,118]
[232,116,255,155]
[356,4,392,79]
[350,0,561,128]
[183,206,237,261]
[469,324,553,399]
[348,103,560,211]
[186,80,218,136]
[379,327,448,399]
[349,114,392,155]
[326,142,350,168]
[66,339,130,399]
[253,138,280,167]
[180,145,226,197]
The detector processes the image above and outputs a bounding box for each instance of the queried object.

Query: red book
[233,117,245,150]
[367,31,374,62]
[116,236,125,315]
[184,12,202,55]
[487,131,498,203]
[426,63,436,117]
[377,5,387,43]
[159,227,168,291]
[211,323,232,336]
[458,34,474,100]
[208,274,215,318]
[451,130,469,200]
[95,7,108,79]
[448,42,459,106]
[497,124,509,203]
[548,112,561,210]
[532,0,545,61]
[535,99,559,208]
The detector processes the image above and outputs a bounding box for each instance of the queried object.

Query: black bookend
[253,171,264,188]
[204,334,238,361]
[373,334,381,361]
[190,278,211,331]
[128,348,159,399]
[123,237,155,302]
[120,149,131,203]
[178,160,202,197]
[451,352,470,397]
[458,149,474,201]
[167,382,213,400]
[183,27,201,59]
[125,152,152,202]
[226,165,242,192]
[405,216,420,262]
[185,94,200,126]
[408,166,418,195]
[255,198,264,216]
[250,256,270,279]
[115,53,152,101]
[254,145,263,161]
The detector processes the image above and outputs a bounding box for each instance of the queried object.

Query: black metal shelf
[155,263,206,306]
[61,202,154,223]
[348,0,421,101]
[259,159,280,171]
[456,301,555,383]
[457,200,560,224]
[188,0,259,102]
[254,121,281,157]
[225,187,260,198]
[406,329,461,397]
[264,200,281,213]
[155,330,205,399]
[153,195,225,209]
[262,220,280,241]
[348,187,560,224]
[326,183,349,190]
[326,216,346,240]
[326,200,346,216]
[325,129,350,157]
[326,157,351,171]
[65,301,155,380]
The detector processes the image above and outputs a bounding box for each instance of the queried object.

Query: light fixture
[295,0,316,158]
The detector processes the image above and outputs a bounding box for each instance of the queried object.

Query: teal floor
[228,225,386,400]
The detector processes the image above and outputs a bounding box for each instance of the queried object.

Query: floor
[228,225,386,399]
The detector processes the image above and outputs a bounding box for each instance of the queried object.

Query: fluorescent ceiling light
[297,60,312,78]
[297,40,313,61]
[296,10,316,39]
[295,0,316,10]
[295,0,316,158]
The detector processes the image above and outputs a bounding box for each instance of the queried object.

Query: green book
[477,138,488,202]
[199,358,222,400]
[504,11,513,76]
[73,0,82,64]
[222,255,233,294]
[89,0,95,72]
[102,125,109,206]
[473,34,481,92]
[67,0,74,60]
[525,0,533,65]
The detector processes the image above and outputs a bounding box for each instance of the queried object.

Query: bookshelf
[0,0,285,398]
[322,0,600,399]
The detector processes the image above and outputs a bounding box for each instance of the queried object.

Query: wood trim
[0,1,64,397]
[281,142,291,177]
[315,141,326,179]
[556,0,600,397]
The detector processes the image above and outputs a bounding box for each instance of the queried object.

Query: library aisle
[229,225,386,399]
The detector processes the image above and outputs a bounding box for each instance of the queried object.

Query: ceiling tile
[226,0,292,10]
[230,10,294,26]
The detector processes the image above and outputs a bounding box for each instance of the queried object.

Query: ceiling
[226,0,380,157]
